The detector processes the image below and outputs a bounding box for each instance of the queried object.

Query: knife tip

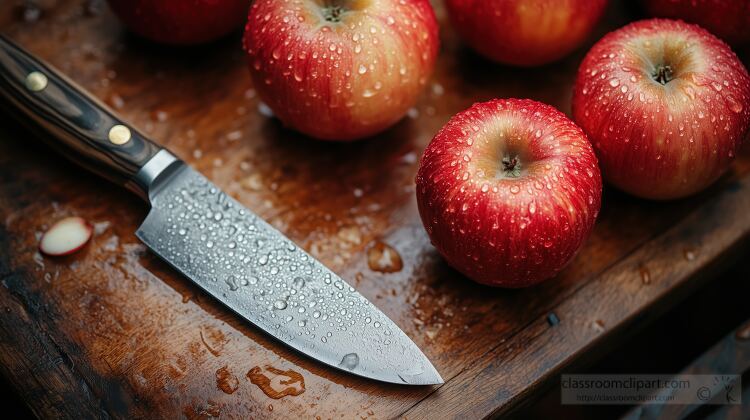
[424,364,444,386]
[396,362,443,386]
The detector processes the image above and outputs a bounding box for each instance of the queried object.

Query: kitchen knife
[0,35,442,386]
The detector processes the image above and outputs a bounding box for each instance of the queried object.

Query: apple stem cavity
[502,154,522,178]
[322,4,346,22]
[652,64,674,85]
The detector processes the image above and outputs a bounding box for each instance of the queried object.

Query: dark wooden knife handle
[0,34,161,191]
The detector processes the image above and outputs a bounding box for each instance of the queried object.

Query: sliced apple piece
[39,216,93,256]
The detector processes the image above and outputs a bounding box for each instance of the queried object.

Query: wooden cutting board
[1,1,749,418]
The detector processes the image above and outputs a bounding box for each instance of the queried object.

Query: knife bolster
[128,149,184,201]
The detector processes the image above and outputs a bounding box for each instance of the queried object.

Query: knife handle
[0,34,164,197]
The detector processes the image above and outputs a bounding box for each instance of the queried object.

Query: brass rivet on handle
[25,71,48,92]
[108,124,131,145]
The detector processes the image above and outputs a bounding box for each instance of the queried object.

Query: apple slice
[39,216,93,256]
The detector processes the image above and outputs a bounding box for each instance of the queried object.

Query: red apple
[445,0,609,66]
[107,0,249,45]
[642,0,750,46]
[572,19,750,200]
[416,99,602,288]
[243,0,439,141]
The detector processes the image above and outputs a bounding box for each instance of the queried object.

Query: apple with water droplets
[107,0,249,45]
[572,19,750,200]
[243,0,439,141]
[642,0,750,46]
[445,0,609,66]
[416,99,602,288]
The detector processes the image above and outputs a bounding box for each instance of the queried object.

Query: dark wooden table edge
[401,173,750,419]
[621,318,750,419]
[491,235,750,420]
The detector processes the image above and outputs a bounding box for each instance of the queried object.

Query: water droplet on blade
[339,353,359,370]
[273,300,287,310]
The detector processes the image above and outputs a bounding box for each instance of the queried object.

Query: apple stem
[652,65,674,85]
[502,155,522,178]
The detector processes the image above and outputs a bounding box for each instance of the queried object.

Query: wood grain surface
[0,1,749,419]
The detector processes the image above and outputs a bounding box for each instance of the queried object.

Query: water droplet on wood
[367,240,403,273]
[247,366,305,398]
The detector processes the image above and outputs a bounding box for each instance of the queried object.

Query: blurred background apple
[445,0,609,66]
[642,0,750,46]
[107,0,249,45]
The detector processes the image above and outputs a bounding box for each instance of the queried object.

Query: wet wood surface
[1,1,749,418]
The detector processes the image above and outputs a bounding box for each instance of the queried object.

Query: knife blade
[0,35,442,385]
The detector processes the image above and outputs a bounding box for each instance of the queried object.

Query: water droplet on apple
[726,95,743,113]
[683,86,695,99]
